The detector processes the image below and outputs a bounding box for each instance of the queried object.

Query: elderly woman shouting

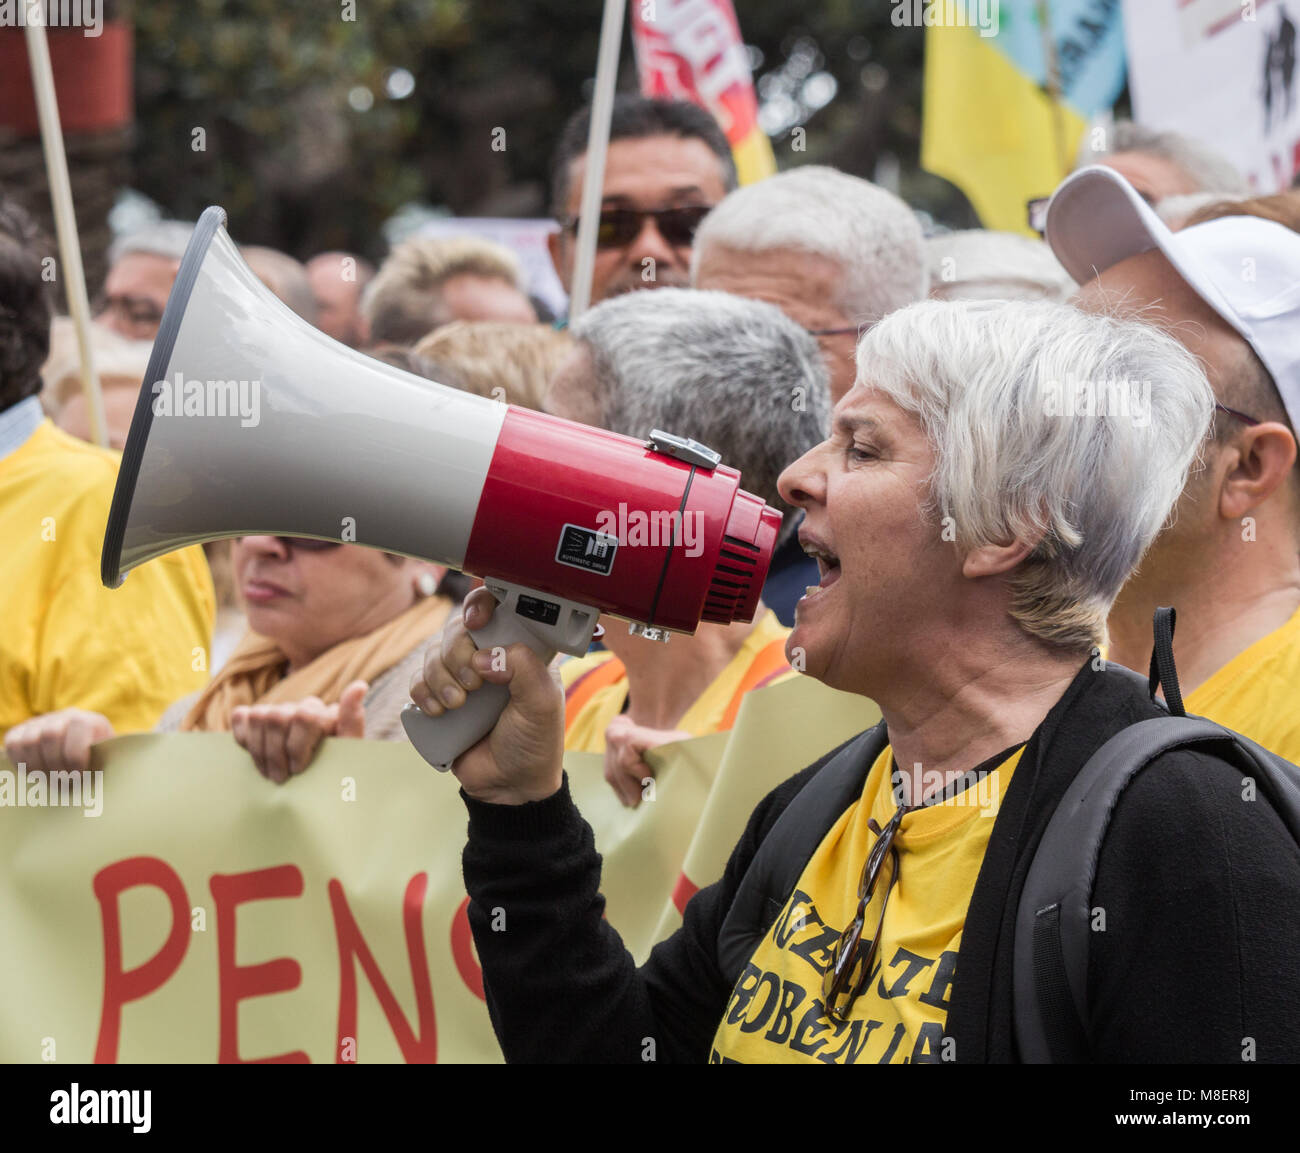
[410,298,1300,1064]
[6,536,453,781]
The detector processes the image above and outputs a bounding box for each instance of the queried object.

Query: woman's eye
[848,444,876,461]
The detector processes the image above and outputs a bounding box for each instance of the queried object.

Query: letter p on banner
[93,857,191,1063]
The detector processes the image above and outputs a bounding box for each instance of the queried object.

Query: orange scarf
[181,594,453,731]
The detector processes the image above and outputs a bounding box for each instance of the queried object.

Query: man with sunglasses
[1051,169,1300,764]
[546,95,736,307]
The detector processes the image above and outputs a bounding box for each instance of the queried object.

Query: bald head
[306,251,375,347]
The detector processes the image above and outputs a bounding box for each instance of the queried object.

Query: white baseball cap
[1046,165,1300,430]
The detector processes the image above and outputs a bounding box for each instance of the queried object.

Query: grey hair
[690,166,929,325]
[1077,121,1248,196]
[926,231,1074,303]
[858,298,1214,650]
[107,221,194,266]
[570,288,831,539]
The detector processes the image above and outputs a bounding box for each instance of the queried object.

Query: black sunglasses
[821,805,907,1023]
[237,536,343,553]
[1215,402,1261,426]
[562,205,711,250]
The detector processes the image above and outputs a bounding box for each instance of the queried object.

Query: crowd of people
[2,92,1299,1062]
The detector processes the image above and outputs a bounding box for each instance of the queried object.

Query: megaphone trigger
[400,581,599,768]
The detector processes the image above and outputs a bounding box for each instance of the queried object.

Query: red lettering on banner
[449,896,485,1001]
[92,856,191,1064]
[329,873,437,1063]
[210,865,308,1063]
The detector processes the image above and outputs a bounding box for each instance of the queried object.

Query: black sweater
[460,657,1300,1063]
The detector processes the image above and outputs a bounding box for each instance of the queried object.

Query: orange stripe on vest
[718,639,791,731]
[563,656,627,734]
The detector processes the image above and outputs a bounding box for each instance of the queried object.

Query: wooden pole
[567,0,626,321]
[1038,0,1070,179]
[25,17,108,447]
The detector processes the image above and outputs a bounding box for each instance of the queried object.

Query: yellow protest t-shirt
[710,742,1024,1064]
[1184,605,1300,765]
[0,420,216,738]
[558,610,794,753]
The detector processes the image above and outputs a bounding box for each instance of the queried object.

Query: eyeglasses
[561,205,712,250]
[805,324,865,338]
[821,802,908,1022]
[237,536,343,553]
[93,292,165,334]
[1215,402,1261,426]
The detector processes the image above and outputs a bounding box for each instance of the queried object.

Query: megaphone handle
[400,611,559,771]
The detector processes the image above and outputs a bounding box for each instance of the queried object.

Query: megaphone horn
[103,206,782,768]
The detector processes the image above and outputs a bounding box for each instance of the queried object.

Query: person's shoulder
[8,423,120,523]
[24,421,121,486]
[364,644,429,739]
[1103,742,1298,872]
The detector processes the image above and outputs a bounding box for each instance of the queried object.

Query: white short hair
[1077,121,1248,196]
[926,231,1074,303]
[107,221,194,266]
[690,165,928,325]
[858,299,1214,649]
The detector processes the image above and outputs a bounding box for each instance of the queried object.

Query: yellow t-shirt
[710,742,1024,1064]
[1184,605,1300,765]
[0,420,216,738]
[558,610,794,753]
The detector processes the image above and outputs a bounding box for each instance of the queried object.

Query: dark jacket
[460,656,1300,1063]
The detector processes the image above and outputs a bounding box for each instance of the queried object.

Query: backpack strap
[1016,605,1300,1061]
[716,723,888,988]
[1014,712,1300,1062]
[1148,605,1184,716]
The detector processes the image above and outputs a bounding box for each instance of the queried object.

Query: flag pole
[1038,0,1070,179]
[25,18,108,447]
[567,0,627,321]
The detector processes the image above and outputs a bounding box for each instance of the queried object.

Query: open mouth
[801,539,841,597]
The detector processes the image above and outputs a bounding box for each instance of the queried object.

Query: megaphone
[102,206,782,768]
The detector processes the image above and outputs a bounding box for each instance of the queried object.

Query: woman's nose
[778,445,827,509]
[237,535,290,558]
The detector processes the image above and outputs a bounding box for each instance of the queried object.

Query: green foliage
[129,0,973,258]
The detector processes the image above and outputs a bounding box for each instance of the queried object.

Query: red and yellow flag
[630,0,776,185]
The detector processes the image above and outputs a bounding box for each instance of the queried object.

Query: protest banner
[0,674,877,1062]
[1124,0,1300,190]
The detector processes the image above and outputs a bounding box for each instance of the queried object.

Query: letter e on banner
[93,857,191,1063]
[210,866,308,1063]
